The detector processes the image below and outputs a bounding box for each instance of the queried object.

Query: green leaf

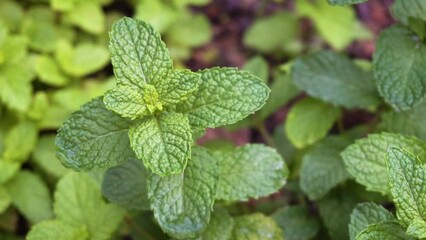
[102,158,150,211]
[285,98,341,149]
[243,56,269,82]
[5,171,53,223]
[0,186,11,214]
[176,67,269,128]
[214,144,288,201]
[392,0,426,22]
[167,13,212,48]
[195,206,234,240]
[355,221,413,240]
[300,136,351,200]
[32,135,69,178]
[66,2,105,34]
[22,14,60,53]
[129,112,192,176]
[349,203,395,240]
[373,25,426,110]
[0,0,23,31]
[134,0,178,33]
[327,0,368,5]
[104,86,150,119]
[271,205,320,240]
[386,148,426,228]
[2,121,38,163]
[54,173,125,240]
[51,0,78,11]
[56,97,134,171]
[407,218,426,239]
[292,51,379,109]
[0,160,20,184]
[148,147,218,239]
[35,55,68,87]
[27,220,88,240]
[232,213,283,240]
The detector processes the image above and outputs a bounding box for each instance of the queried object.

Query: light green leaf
[104,86,149,119]
[109,17,172,88]
[349,203,395,240]
[355,221,413,240]
[232,213,283,240]
[243,56,269,82]
[50,0,78,11]
[5,171,53,224]
[271,205,320,240]
[167,13,212,48]
[56,97,134,171]
[300,136,351,200]
[342,132,426,194]
[0,186,11,214]
[214,144,288,201]
[0,160,20,184]
[129,112,192,176]
[2,121,38,163]
[286,98,341,149]
[134,0,178,33]
[102,158,150,211]
[148,147,218,239]
[176,67,269,128]
[292,51,379,109]
[32,135,69,178]
[407,218,426,239]
[35,55,68,86]
[21,15,60,52]
[0,0,23,31]
[54,173,125,240]
[66,2,105,34]
[373,25,426,110]
[195,206,234,240]
[386,148,426,228]
[27,220,88,240]
[392,0,426,22]
[327,0,368,5]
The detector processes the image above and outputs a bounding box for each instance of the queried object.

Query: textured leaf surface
[286,98,341,149]
[386,148,426,228]
[54,173,125,240]
[102,158,150,211]
[215,144,288,201]
[327,0,367,5]
[104,86,149,119]
[342,132,426,194]
[5,171,53,223]
[148,147,218,239]
[349,203,395,240]
[407,218,426,238]
[373,26,426,110]
[129,112,192,176]
[27,220,88,240]
[271,205,320,240]
[56,97,134,171]
[176,67,269,128]
[195,206,234,240]
[292,51,379,109]
[392,0,426,22]
[300,136,351,200]
[355,221,413,240]
[232,213,283,240]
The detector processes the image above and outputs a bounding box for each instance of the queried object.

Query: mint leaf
[0,0,23,31]
[167,14,212,48]
[327,0,367,5]
[196,206,234,240]
[342,132,426,194]
[300,136,351,200]
[349,203,395,240]
[56,97,134,171]
[286,98,341,149]
[66,2,105,34]
[35,55,68,87]
[27,220,88,240]
[54,173,125,240]
[176,67,269,128]
[32,135,69,178]
[2,121,38,163]
[0,160,19,184]
[392,0,426,22]
[0,186,11,214]
[22,12,60,53]
[129,112,192,176]
[386,148,426,228]
[373,25,426,110]
[102,158,150,211]
[232,213,283,240]
[292,51,379,109]
[148,147,218,238]
[355,221,413,240]
[243,56,269,81]
[214,144,288,201]
[104,86,150,119]
[407,218,426,238]
[5,171,53,224]
[271,205,320,240]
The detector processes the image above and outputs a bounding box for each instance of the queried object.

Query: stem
[256,123,277,148]
[125,216,157,240]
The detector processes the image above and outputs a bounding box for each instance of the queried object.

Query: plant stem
[256,123,277,148]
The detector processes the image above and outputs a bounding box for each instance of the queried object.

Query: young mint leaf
[0,186,11,214]
[2,121,38,163]
[35,55,69,87]
[349,203,395,240]
[167,14,212,48]
[232,213,283,240]
[195,206,234,240]
[0,0,23,31]
[22,13,60,53]
[147,147,218,239]
[104,86,150,119]
[342,132,426,194]
[0,160,20,184]
[66,1,105,34]
[327,0,368,5]
[27,220,88,240]
[129,112,192,176]
[102,158,150,211]
[373,25,426,110]
[243,56,269,82]
[214,144,288,201]
[271,205,320,240]
[5,171,53,224]
[392,0,426,23]
[300,136,351,200]
[32,135,69,178]
[292,51,379,109]
[176,67,269,128]
[56,97,134,171]
[134,0,178,33]
[54,172,125,240]
[407,218,426,239]
[386,148,426,228]
[355,221,413,240]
